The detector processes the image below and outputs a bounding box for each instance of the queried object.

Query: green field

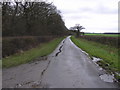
[85,33,120,37]
[70,36,119,72]
[3,37,64,68]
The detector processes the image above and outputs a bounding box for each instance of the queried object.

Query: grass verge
[3,37,64,68]
[70,36,119,72]
[71,36,120,82]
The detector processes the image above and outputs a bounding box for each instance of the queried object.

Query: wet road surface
[2,36,118,88]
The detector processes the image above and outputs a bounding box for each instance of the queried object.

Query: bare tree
[73,24,85,37]
[2,1,67,36]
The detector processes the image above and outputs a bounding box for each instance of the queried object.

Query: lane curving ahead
[3,36,118,88]
[41,36,118,88]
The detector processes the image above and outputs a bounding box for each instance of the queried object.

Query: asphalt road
[2,36,118,88]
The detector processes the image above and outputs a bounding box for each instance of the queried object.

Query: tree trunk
[76,29,79,37]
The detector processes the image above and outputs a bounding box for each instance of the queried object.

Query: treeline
[2,1,68,37]
[103,33,120,34]
[2,1,68,57]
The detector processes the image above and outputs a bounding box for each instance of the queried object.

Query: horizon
[1,0,119,33]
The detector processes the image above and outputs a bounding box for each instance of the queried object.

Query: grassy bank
[70,36,119,72]
[3,37,64,68]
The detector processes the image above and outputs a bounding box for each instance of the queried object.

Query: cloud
[46,0,118,33]
[93,4,117,14]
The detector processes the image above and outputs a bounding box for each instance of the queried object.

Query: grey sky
[46,0,118,33]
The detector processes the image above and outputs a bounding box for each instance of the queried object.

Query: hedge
[80,36,119,48]
[2,36,56,57]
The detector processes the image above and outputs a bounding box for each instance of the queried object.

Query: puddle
[92,57,102,62]
[81,50,89,56]
[115,72,120,76]
[91,57,102,67]
[99,67,103,71]
[92,57,115,83]
[99,74,115,83]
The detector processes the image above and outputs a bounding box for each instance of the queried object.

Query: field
[71,36,119,72]
[80,35,119,48]
[85,33,120,37]
[3,37,64,68]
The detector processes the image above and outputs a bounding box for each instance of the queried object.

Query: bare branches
[2,1,67,36]
[70,24,85,37]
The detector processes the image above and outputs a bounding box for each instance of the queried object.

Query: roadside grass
[70,36,119,72]
[0,60,1,69]
[3,37,64,68]
[85,33,120,37]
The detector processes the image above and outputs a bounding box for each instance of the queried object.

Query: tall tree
[2,1,67,36]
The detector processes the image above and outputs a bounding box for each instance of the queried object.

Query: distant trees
[2,1,68,37]
[70,24,85,37]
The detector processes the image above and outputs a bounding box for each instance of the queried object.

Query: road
[2,36,118,88]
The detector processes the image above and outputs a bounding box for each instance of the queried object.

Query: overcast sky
[45,0,118,33]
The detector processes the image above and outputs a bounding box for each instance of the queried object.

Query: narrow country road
[3,36,118,88]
